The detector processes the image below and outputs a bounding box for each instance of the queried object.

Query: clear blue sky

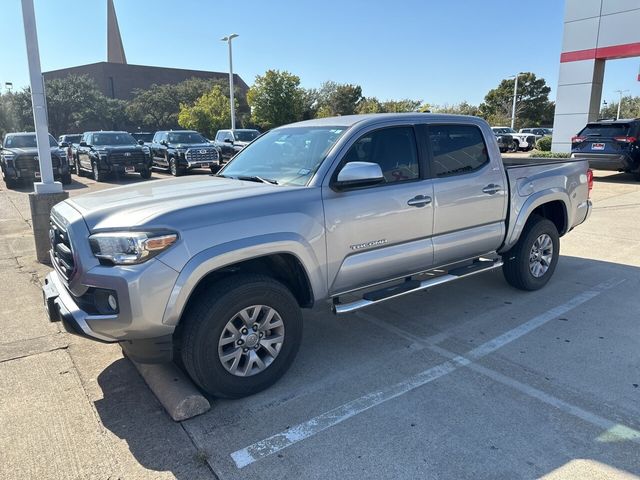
[2,0,639,106]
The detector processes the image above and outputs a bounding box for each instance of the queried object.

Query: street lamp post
[614,89,629,120]
[221,34,238,130]
[510,72,523,130]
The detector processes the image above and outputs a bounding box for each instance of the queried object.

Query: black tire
[61,173,72,185]
[210,164,221,174]
[169,157,182,177]
[92,161,106,182]
[502,215,559,291]
[3,175,18,189]
[179,274,303,398]
[75,159,85,177]
[510,140,519,152]
[139,167,152,179]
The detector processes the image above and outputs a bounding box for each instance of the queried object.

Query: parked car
[74,131,152,182]
[571,118,640,180]
[43,114,592,398]
[213,129,260,162]
[519,127,552,137]
[1,132,71,188]
[492,127,536,151]
[492,130,514,153]
[58,134,82,166]
[150,130,221,176]
[131,132,154,147]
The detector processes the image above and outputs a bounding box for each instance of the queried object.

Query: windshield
[220,126,346,186]
[580,123,630,137]
[493,127,516,134]
[92,132,137,146]
[167,131,208,144]
[4,133,57,148]
[234,130,259,142]
[62,134,82,143]
[132,133,154,142]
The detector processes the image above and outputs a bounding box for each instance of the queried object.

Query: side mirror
[60,142,69,148]
[224,138,233,144]
[138,140,144,145]
[334,162,384,190]
[79,141,87,147]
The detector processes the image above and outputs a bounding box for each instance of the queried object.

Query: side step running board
[332,258,503,314]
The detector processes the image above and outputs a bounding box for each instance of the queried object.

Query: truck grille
[108,151,147,165]
[50,218,75,281]
[15,155,61,173]
[186,148,219,164]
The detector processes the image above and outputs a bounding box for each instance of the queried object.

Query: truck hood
[67,175,284,231]
[169,143,214,149]
[4,146,63,156]
[94,145,147,153]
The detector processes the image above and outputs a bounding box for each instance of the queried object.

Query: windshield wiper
[236,175,278,185]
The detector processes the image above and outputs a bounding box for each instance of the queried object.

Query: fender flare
[161,232,325,326]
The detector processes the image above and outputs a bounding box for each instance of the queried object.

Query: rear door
[423,123,507,266]
[323,125,434,295]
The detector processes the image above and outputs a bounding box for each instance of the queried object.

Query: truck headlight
[89,231,178,265]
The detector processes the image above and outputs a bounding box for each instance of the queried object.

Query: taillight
[571,135,586,143]
[613,136,637,143]
[587,168,593,198]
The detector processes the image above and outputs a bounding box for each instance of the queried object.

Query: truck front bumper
[43,264,177,363]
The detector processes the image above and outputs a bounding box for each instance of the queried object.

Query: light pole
[221,33,238,130]
[510,72,523,130]
[614,89,629,120]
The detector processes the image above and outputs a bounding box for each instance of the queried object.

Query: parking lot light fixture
[614,89,629,120]
[221,34,239,130]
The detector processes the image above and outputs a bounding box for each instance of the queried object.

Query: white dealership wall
[552,0,640,152]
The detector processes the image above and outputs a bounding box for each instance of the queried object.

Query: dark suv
[1,132,71,188]
[75,131,152,182]
[213,129,260,162]
[150,130,220,176]
[571,119,640,180]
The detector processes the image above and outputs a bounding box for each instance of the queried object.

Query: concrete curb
[131,360,211,422]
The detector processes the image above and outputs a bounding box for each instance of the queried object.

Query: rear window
[579,123,631,137]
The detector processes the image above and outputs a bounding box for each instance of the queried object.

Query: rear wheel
[179,274,303,398]
[3,175,18,189]
[502,215,559,291]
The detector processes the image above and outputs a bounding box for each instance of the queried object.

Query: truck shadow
[592,171,639,185]
[93,254,640,479]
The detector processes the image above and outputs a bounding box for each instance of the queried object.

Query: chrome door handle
[407,195,432,207]
[482,184,502,195]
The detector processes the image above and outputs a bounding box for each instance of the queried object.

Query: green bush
[536,136,552,151]
[529,151,571,158]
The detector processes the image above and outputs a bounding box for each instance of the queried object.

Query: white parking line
[230,279,620,468]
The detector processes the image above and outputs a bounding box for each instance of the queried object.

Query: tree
[178,85,231,138]
[479,72,554,128]
[380,99,422,113]
[356,97,384,114]
[316,81,363,116]
[126,83,180,130]
[600,95,640,120]
[432,101,480,116]
[0,92,21,137]
[247,70,305,129]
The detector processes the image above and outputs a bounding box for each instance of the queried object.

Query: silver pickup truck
[43,114,593,398]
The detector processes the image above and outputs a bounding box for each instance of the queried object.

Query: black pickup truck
[74,131,152,182]
[150,130,221,176]
[1,132,71,188]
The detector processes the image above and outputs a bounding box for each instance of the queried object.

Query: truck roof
[289,113,483,129]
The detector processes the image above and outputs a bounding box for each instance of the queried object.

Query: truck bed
[501,156,582,168]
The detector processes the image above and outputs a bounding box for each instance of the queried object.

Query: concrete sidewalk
[0,182,216,480]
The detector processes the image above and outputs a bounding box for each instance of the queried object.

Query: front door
[323,125,434,295]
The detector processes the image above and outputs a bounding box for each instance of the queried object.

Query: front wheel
[179,274,303,398]
[509,140,519,152]
[93,162,106,182]
[139,167,151,179]
[61,173,72,185]
[169,157,182,177]
[502,215,559,291]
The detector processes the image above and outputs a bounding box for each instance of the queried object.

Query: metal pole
[20,0,61,194]
[614,89,628,120]
[228,39,236,130]
[510,73,519,130]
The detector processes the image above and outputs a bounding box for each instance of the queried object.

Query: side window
[224,132,234,142]
[152,132,160,143]
[341,126,419,184]
[427,124,489,177]
[215,132,223,142]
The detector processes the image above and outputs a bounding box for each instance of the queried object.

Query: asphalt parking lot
[1,165,639,479]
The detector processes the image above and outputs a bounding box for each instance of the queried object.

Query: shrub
[536,136,552,151]
[529,151,571,158]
